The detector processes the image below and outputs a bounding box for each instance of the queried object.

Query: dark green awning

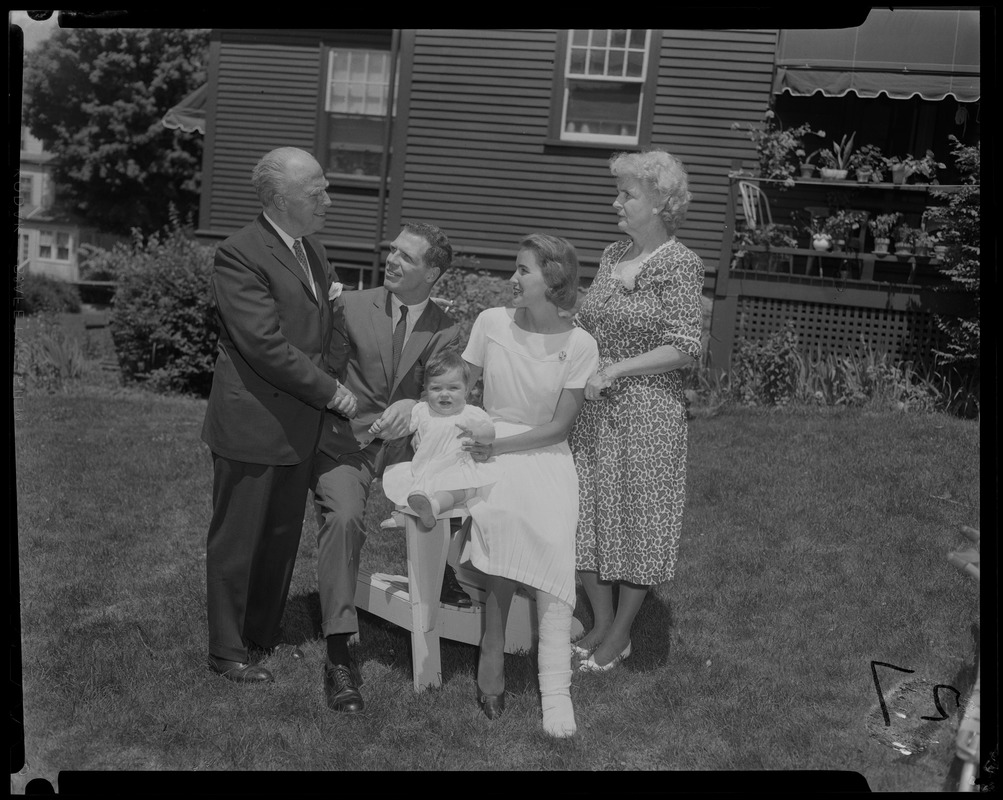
[774,8,980,102]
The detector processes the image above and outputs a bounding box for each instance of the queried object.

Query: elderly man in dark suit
[312,221,466,713]
[201,147,356,684]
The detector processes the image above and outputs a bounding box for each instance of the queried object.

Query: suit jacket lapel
[258,215,320,304]
[368,289,395,389]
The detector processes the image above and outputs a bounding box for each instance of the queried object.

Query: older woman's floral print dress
[570,238,704,585]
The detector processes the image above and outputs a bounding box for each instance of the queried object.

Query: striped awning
[774,8,980,102]
[162,83,207,134]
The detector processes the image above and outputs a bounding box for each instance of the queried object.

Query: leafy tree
[21,28,209,236]
[925,137,980,372]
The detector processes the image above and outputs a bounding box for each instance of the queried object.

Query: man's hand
[327,383,358,418]
[368,399,416,440]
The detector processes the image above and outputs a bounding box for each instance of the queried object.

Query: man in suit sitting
[312,221,469,713]
[201,147,357,683]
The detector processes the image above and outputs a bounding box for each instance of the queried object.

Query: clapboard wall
[393,28,777,278]
[198,28,777,281]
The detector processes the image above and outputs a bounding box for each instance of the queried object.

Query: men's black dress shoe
[208,655,274,684]
[324,659,365,713]
[441,564,473,608]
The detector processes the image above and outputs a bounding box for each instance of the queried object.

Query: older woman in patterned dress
[569,148,704,672]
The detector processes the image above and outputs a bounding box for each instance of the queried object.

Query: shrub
[432,257,513,347]
[77,242,125,282]
[108,211,218,396]
[691,324,948,413]
[16,272,81,315]
[730,322,802,406]
[13,313,86,393]
[926,137,980,369]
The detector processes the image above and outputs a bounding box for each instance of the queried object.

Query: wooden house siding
[393,29,778,278]
[198,31,387,267]
[201,28,777,282]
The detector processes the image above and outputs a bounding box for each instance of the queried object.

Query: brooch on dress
[559,351,567,361]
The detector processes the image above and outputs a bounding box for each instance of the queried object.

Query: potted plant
[893,223,917,256]
[731,223,798,270]
[848,144,885,184]
[884,150,947,185]
[868,212,901,255]
[731,110,825,188]
[818,132,856,180]
[823,209,867,251]
[807,217,832,251]
[913,229,934,258]
[797,145,824,179]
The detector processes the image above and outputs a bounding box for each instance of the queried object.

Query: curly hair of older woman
[609,148,692,235]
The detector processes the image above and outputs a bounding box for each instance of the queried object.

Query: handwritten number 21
[871,661,961,726]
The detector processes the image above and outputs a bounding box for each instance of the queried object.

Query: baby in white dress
[382,349,502,528]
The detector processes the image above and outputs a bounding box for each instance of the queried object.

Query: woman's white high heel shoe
[577,641,631,673]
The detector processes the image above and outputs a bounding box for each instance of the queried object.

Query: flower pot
[873,237,890,255]
[914,243,930,258]
[820,168,848,181]
[799,164,817,179]
[890,165,906,185]
[894,244,914,258]
[812,234,833,251]
[855,168,873,184]
[934,244,948,260]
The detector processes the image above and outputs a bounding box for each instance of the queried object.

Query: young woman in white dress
[459,233,598,737]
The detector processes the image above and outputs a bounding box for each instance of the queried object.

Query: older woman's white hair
[609,148,692,235]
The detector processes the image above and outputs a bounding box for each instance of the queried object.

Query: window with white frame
[18,174,34,209]
[555,29,656,146]
[322,47,396,179]
[39,229,72,262]
[18,231,31,268]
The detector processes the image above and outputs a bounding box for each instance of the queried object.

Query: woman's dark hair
[518,233,581,312]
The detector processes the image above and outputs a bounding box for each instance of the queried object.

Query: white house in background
[18,125,82,282]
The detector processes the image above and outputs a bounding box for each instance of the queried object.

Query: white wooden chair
[354,505,582,692]
[737,181,795,273]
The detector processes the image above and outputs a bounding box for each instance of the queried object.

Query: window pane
[589,29,608,47]
[347,86,367,114]
[611,29,627,48]
[328,84,347,109]
[369,51,387,74]
[608,49,625,77]
[569,47,586,74]
[588,49,606,75]
[572,29,588,46]
[630,29,647,48]
[626,50,645,78]
[566,81,640,136]
[327,115,387,177]
[331,51,349,80]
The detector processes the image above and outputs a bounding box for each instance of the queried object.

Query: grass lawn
[12,323,982,790]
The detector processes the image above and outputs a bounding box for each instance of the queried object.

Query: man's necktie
[292,239,315,296]
[392,305,408,375]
